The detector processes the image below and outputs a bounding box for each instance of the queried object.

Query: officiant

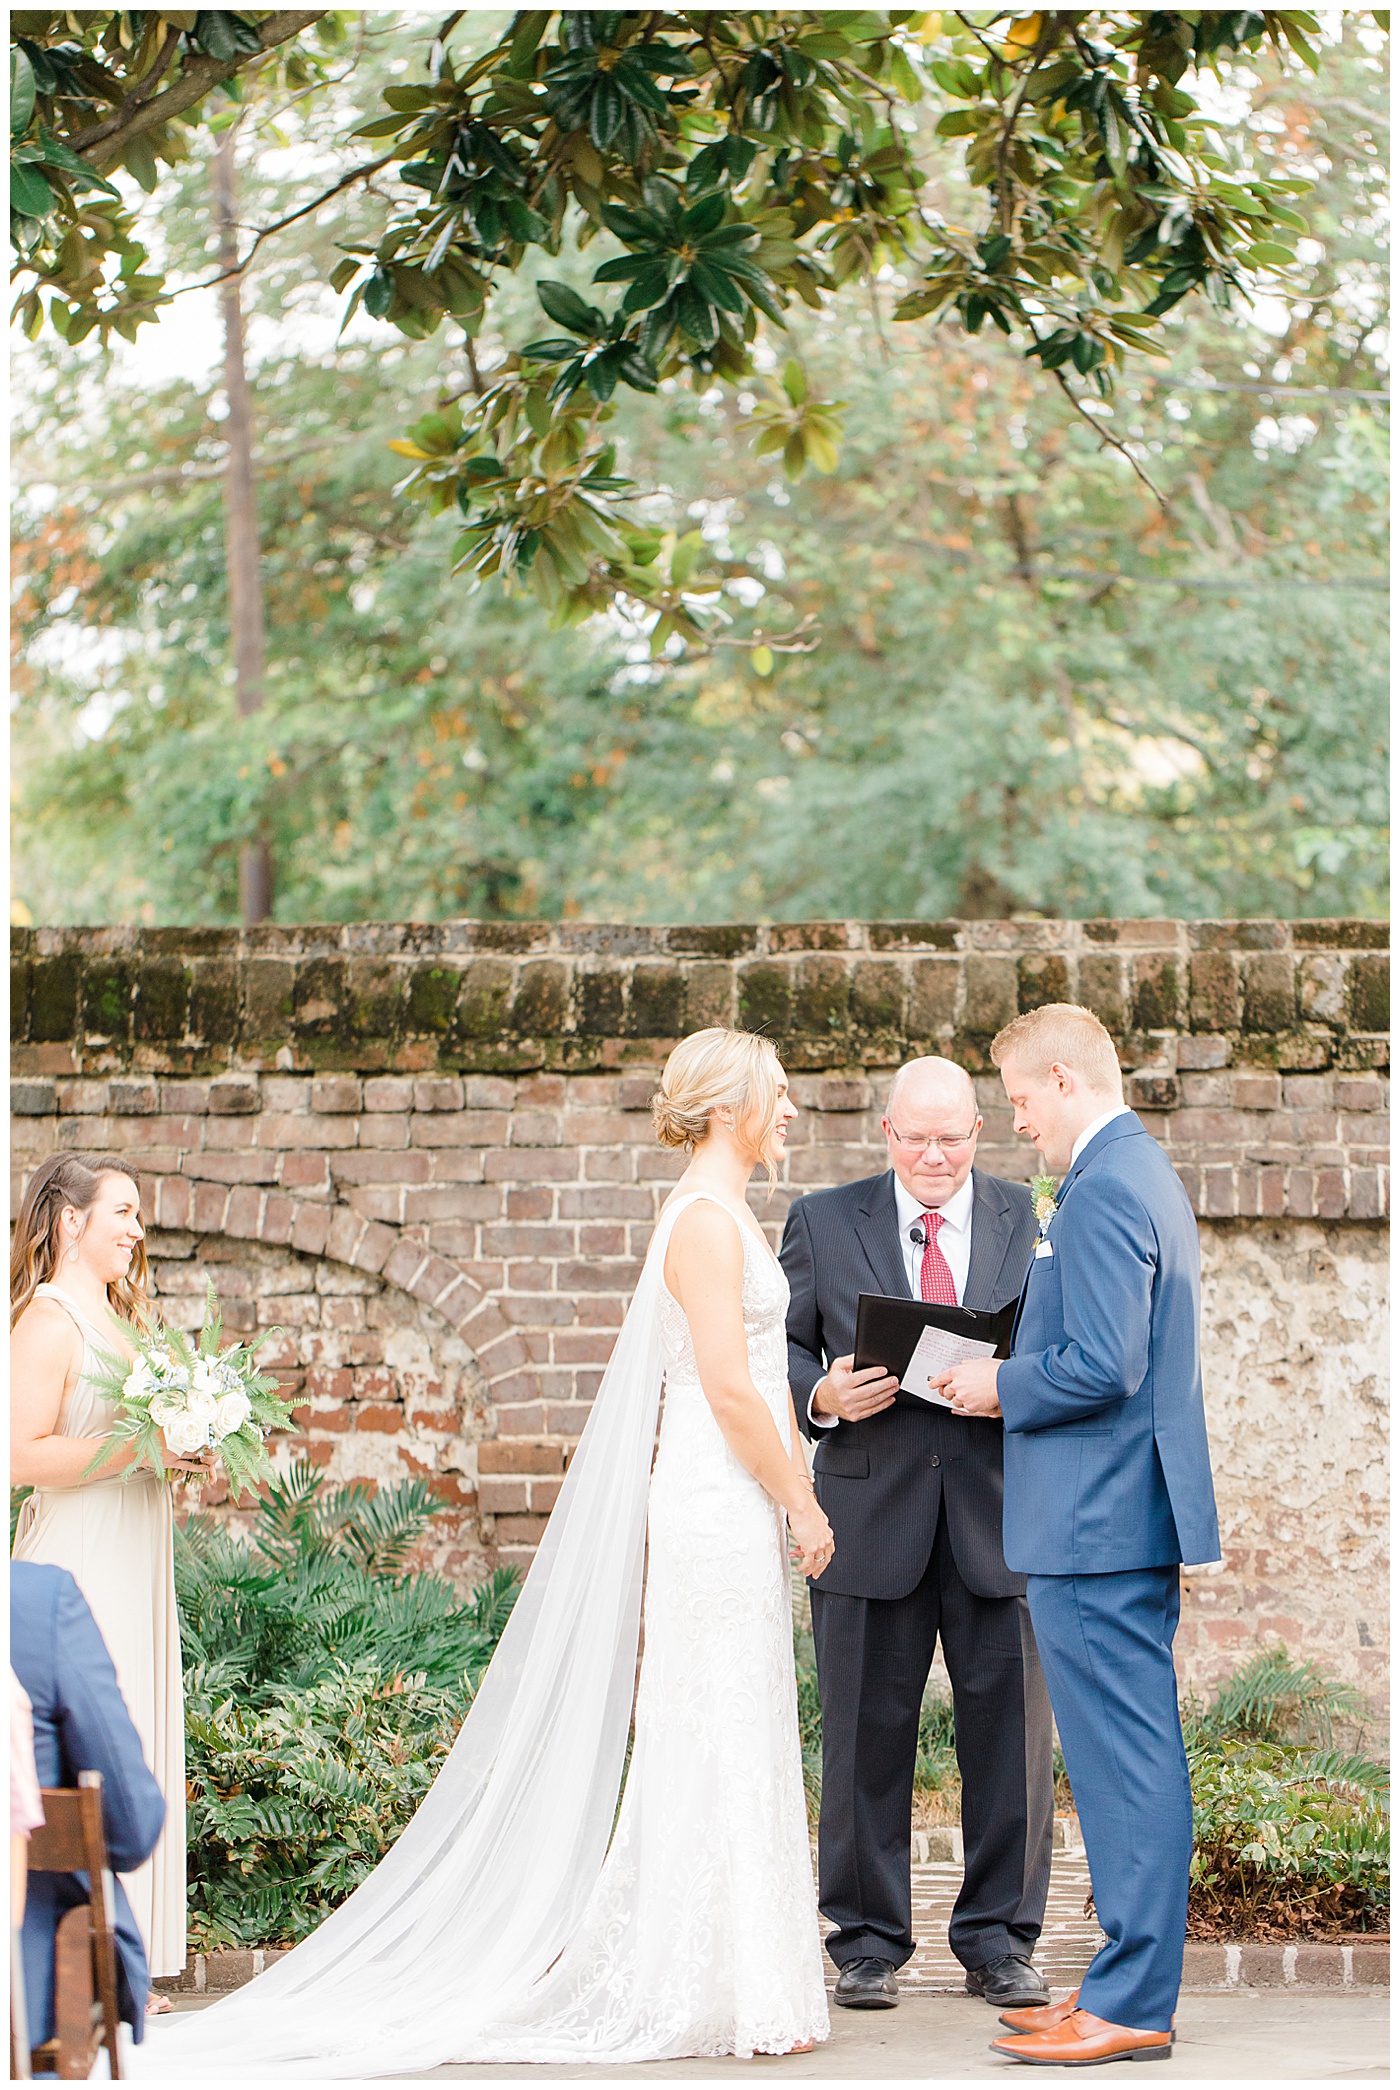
[780,1057,1053,2012]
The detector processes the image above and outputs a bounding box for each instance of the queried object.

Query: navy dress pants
[1026,1564,1193,2033]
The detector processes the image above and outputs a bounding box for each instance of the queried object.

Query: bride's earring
[66,1242,81,1265]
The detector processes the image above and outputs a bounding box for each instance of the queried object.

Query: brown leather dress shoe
[998,1988,1080,2033]
[990,2006,1173,2065]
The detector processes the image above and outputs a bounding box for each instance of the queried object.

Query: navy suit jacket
[782,1166,1038,1601]
[997,1113,1221,1576]
[11,1562,166,2046]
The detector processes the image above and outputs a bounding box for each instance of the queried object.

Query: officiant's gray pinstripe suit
[781,1166,1055,1977]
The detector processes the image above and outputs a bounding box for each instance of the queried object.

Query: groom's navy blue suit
[997,1110,1219,2032]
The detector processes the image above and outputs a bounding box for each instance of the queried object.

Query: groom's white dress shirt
[809,1171,975,1428]
[1070,1104,1134,1169]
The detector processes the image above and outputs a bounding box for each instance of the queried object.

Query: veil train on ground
[135,1202,693,2080]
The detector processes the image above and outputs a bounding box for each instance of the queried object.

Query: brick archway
[148,1173,525,1401]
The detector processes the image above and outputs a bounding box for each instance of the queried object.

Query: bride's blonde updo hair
[652,1028,784,1188]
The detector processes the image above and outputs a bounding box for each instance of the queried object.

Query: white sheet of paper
[901,1323,997,1408]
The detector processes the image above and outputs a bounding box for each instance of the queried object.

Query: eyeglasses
[885,1119,980,1158]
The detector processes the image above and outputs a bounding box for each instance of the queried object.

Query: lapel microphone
[908,1225,926,1245]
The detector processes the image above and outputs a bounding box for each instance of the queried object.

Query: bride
[140,1026,834,2077]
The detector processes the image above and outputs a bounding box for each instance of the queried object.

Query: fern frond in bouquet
[83,1277,296,1503]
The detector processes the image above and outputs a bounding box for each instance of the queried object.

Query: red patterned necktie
[918,1211,959,1306]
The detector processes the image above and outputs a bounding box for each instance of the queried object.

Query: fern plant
[176,1460,519,1696]
[178,1462,520,1949]
[1183,1648,1388,1937]
[1185,1647,1366,1752]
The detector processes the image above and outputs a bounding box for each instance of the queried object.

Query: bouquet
[84,1278,296,1502]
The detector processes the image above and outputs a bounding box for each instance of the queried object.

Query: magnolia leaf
[11,46,36,139]
[669,530,705,586]
[9,161,54,218]
[122,134,160,193]
[803,426,840,473]
[888,45,923,103]
[536,278,603,338]
[352,113,416,138]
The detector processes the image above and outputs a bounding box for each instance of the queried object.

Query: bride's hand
[788,1491,835,1580]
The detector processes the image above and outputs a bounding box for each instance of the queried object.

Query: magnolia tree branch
[70,11,328,172]
[1052,370,1170,511]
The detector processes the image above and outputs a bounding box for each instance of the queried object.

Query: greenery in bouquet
[84,1277,294,1501]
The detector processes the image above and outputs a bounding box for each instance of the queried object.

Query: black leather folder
[853,1292,1017,1408]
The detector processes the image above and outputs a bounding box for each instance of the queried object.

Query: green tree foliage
[9,8,338,344]
[11,9,1349,629]
[10,17,1386,924]
[177,1462,520,1947]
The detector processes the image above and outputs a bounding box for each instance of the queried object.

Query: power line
[1027,566,1387,592]
[1153,375,1390,404]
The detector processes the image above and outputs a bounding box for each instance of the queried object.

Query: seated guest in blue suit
[935,1003,1219,2068]
[11,1561,167,2049]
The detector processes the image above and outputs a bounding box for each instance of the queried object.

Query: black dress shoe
[965,1955,1050,2008]
[833,1958,900,2009]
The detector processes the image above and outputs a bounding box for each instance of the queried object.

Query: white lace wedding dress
[139,1191,828,2077]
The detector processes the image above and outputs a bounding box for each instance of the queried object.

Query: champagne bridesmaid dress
[12,1282,187,1977]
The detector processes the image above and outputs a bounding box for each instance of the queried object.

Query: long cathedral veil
[136,1196,704,2080]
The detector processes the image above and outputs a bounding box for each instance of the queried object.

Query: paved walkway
[165,1847,1386,2079]
[412,1993,1388,2079]
[163,1992,1388,2080]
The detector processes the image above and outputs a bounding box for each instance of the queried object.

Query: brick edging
[1181,1939,1388,1990]
[156,1938,1389,1997]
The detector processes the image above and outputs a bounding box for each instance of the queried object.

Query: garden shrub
[1183,1648,1388,1938]
[1187,1740,1388,1937]
[184,1660,478,1948]
[178,1462,519,1949]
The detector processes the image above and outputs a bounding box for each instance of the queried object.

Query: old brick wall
[11,918,1389,1704]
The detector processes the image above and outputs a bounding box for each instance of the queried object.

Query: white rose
[148,1391,184,1426]
[185,1383,218,1424]
[123,1356,155,1404]
[163,1413,211,1458]
[192,1357,221,1397]
[212,1390,252,1439]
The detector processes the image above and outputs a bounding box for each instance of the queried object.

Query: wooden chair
[26,1772,123,2080]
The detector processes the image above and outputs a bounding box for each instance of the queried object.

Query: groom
[937,1004,1220,2067]
[781,1057,1053,2014]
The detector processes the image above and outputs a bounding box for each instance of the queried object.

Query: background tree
[10,12,1387,924]
[212,122,275,921]
[12,8,1344,628]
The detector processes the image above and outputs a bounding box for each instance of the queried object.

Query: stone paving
[900,1849,1101,1993]
[418,1993,1389,2079]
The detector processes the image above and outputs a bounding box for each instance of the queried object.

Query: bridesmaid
[11,1153,196,2004]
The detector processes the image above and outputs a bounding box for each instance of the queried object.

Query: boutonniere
[1030,1171,1058,1234]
